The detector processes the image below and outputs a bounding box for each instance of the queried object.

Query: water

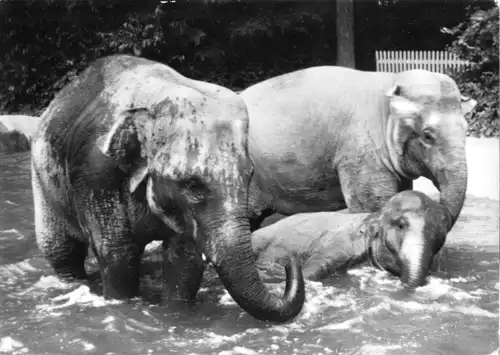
[1,152,498,355]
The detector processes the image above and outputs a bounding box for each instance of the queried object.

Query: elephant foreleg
[38,221,88,281]
[161,234,205,305]
[338,164,398,213]
[88,202,143,300]
[33,173,88,281]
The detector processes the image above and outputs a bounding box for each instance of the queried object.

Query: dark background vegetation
[0,0,498,136]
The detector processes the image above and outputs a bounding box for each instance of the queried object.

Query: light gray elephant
[31,54,305,323]
[252,190,450,287]
[239,67,476,232]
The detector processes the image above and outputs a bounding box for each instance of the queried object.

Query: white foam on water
[367,301,392,314]
[346,343,404,355]
[448,276,479,283]
[271,323,304,334]
[479,259,499,266]
[4,200,19,206]
[218,291,238,307]
[453,305,498,318]
[316,315,364,331]
[68,339,96,352]
[190,329,258,348]
[100,315,120,333]
[0,337,25,354]
[145,241,163,253]
[102,315,115,324]
[218,279,358,330]
[36,285,122,312]
[218,346,259,355]
[387,298,498,318]
[414,277,481,301]
[469,289,489,296]
[125,317,163,333]
[0,228,24,239]
[14,275,73,297]
[348,267,400,292]
[0,260,39,285]
[299,281,358,324]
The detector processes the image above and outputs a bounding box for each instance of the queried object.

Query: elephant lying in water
[31,54,305,323]
[239,67,476,232]
[252,190,451,287]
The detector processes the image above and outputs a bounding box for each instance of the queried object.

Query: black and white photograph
[0,0,498,354]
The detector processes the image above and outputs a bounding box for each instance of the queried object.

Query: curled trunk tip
[214,240,306,323]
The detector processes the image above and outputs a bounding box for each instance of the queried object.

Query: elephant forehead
[397,70,460,104]
[388,191,423,212]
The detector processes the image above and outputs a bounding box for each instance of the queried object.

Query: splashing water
[0,152,498,355]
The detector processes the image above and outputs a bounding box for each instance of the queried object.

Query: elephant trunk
[204,215,305,322]
[399,235,434,288]
[434,149,468,230]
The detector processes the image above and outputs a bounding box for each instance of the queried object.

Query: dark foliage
[445,1,499,137]
[0,0,496,136]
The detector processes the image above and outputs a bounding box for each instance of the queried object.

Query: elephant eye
[178,176,211,200]
[390,216,408,231]
[422,128,435,144]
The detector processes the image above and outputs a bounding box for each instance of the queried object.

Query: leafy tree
[336,0,355,68]
[1,0,496,138]
[445,1,499,137]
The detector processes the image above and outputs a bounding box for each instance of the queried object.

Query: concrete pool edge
[414,137,500,201]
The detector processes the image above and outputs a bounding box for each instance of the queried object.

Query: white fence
[375,50,471,74]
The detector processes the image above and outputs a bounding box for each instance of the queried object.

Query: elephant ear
[96,108,151,193]
[460,95,477,115]
[386,85,420,156]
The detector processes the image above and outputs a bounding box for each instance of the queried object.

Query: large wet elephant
[31,54,305,323]
[240,67,476,232]
[252,190,450,287]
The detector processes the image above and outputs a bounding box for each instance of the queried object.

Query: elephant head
[366,190,450,288]
[96,88,304,323]
[384,70,476,229]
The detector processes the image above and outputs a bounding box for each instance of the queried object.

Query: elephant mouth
[367,240,385,271]
[200,252,214,267]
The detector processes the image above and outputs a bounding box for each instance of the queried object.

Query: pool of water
[0,152,498,355]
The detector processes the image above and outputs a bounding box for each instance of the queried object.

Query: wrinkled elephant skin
[31,55,305,323]
[252,190,450,288]
[240,66,474,231]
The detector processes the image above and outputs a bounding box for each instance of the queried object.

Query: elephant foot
[99,244,142,300]
[86,271,103,296]
[162,235,205,306]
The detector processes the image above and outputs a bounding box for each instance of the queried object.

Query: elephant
[31,54,305,323]
[252,190,451,287]
[239,67,476,232]
[0,115,39,153]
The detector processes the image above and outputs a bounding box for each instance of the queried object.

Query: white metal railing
[375,50,471,73]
